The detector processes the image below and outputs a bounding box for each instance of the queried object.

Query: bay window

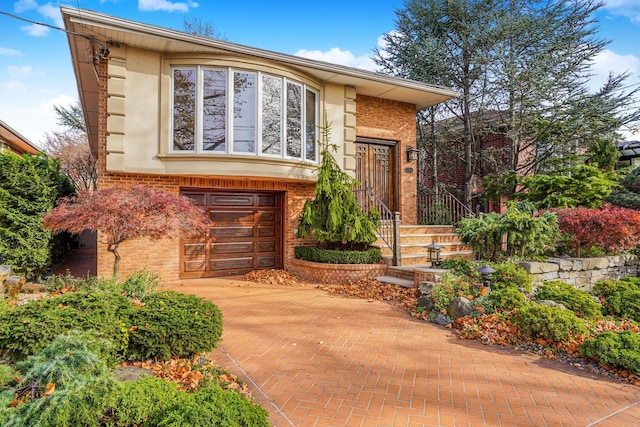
[171,66,319,162]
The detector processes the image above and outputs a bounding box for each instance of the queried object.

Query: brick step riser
[397,235,461,244]
[384,270,414,281]
[376,244,471,256]
[398,226,454,234]
[383,252,474,266]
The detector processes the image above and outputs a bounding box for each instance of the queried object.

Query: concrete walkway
[171,278,640,427]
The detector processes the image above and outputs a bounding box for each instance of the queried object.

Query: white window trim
[170,65,319,163]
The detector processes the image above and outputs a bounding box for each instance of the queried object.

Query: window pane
[233,72,256,153]
[172,69,196,151]
[305,89,317,161]
[203,69,226,152]
[262,75,282,155]
[286,82,302,158]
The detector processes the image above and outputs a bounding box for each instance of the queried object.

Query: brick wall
[288,258,388,284]
[355,95,418,223]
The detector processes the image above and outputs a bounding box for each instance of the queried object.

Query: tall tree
[376,0,640,205]
[47,101,97,191]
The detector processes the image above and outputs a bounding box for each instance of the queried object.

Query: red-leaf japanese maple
[551,204,640,257]
[43,185,210,278]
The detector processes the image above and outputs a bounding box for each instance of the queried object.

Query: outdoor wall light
[476,265,496,291]
[424,241,444,267]
[406,146,419,162]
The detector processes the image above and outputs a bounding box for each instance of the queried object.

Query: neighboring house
[61,7,458,282]
[618,140,640,168]
[0,120,39,155]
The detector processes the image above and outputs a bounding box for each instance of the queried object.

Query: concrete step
[375,243,471,256]
[376,275,414,288]
[399,225,454,234]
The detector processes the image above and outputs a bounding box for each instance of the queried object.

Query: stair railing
[354,188,401,266]
[417,188,475,226]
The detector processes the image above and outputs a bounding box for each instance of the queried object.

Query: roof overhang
[619,140,640,161]
[0,119,40,155]
[61,7,459,153]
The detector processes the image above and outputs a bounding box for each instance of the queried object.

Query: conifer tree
[296,124,379,250]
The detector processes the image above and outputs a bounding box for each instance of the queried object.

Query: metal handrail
[417,189,475,225]
[353,187,400,265]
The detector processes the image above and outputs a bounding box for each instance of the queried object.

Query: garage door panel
[183,243,206,256]
[257,226,276,237]
[211,241,254,254]
[209,210,255,222]
[181,189,282,278]
[257,256,276,268]
[257,195,275,206]
[257,241,276,252]
[210,257,254,271]
[257,211,276,222]
[184,259,206,272]
[210,194,254,206]
[210,226,254,238]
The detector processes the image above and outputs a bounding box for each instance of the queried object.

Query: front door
[355,138,397,211]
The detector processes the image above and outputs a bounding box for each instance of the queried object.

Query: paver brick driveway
[172,278,640,427]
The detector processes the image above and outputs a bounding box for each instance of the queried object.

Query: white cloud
[294,47,377,71]
[138,0,199,13]
[0,47,22,56]
[37,3,63,28]
[13,0,38,13]
[0,93,77,145]
[7,65,33,78]
[588,49,640,92]
[601,0,640,23]
[1,80,27,92]
[20,23,49,37]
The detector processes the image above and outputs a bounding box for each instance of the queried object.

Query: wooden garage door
[180,190,282,278]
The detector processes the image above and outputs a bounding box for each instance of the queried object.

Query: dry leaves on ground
[121,356,253,399]
[244,269,308,287]
[319,278,419,305]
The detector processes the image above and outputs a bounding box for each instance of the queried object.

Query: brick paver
[171,278,640,427]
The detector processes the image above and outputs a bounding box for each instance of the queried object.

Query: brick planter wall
[288,258,388,284]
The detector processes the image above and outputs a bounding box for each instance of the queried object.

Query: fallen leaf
[44,383,55,396]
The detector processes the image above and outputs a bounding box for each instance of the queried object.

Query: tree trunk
[108,243,121,279]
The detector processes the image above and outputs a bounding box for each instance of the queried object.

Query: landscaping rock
[4,275,25,297]
[416,294,435,312]
[536,300,567,310]
[0,265,10,284]
[547,258,573,271]
[112,366,153,382]
[430,313,451,326]
[520,261,559,274]
[448,297,473,319]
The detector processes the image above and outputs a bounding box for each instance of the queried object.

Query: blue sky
[1,0,640,147]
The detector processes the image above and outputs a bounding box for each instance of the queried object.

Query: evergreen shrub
[489,260,533,293]
[535,281,602,318]
[580,331,640,376]
[0,291,134,360]
[487,287,526,311]
[511,303,587,342]
[604,289,640,322]
[127,291,223,360]
[294,246,381,264]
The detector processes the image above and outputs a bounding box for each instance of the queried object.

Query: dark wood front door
[355,138,397,211]
[180,189,282,278]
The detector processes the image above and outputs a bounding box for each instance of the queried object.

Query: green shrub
[511,303,587,342]
[0,291,134,361]
[535,281,602,318]
[438,257,479,281]
[430,274,478,312]
[488,287,526,311]
[592,279,638,300]
[294,246,381,264]
[43,269,159,299]
[489,260,533,293]
[0,363,16,387]
[2,332,117,427]
[605,289,640,321]
[580,331,640,376]
[106,376,270,427]
[127,291,223,361]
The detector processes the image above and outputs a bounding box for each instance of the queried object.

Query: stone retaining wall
[288,258,388,284]
[520,255,638,291]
